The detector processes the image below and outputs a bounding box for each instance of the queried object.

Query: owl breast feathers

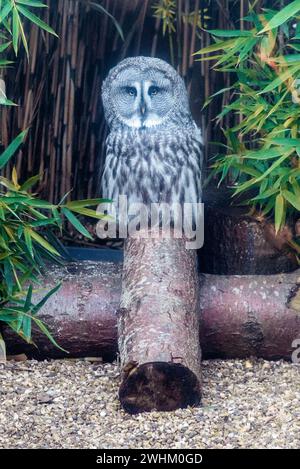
[101,56,203,220]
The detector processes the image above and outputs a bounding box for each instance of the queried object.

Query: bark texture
[1,262,120,360]
[2,261,300,361]
[118,234,202,413]
[199,205,298,275]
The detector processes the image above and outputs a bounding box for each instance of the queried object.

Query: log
[118,233,202,413]
[2,259,300,361]
[2,261,121,361]
[200,188,298,275]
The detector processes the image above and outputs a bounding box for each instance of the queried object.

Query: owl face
[111,68,174,128]
[102,57,191,131]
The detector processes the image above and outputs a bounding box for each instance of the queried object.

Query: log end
[119,361,201,414]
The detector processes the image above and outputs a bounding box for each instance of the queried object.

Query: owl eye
[148,86,160,97]
[124,86,137,97]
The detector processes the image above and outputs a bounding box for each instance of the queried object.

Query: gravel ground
[0,358,299,449]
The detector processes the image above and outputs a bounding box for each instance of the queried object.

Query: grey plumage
[101,56,203,222]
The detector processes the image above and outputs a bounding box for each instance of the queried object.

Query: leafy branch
[196,1,300,243]
[0,129,108,356]
[0,0,111,358]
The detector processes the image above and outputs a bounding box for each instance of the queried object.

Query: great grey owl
[101,56,203,227]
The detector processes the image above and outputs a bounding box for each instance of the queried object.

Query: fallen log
[118,233,202,413]
[2,259,300,361]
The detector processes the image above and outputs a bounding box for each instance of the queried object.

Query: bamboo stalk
[134,0,148,56]
[0,0,272,210]
[176,0,183,73]
[182,0,190,78]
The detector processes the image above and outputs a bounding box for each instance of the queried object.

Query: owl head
[102,56,191,130]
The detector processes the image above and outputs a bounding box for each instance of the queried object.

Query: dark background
[0,0,286,205]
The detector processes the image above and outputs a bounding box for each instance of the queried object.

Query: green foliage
[0,0,57,106]
[152,0,209,66]
[196,2,300,240]
[153,0,209,35]
[153,0,176,36]
[0,132,107,356]
[89,1,124,41]
[0,0,57,58]
[0,0,109,355]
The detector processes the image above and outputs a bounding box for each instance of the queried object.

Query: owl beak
[140,103,147,116]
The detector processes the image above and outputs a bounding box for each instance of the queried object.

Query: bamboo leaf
[0,97,17,106]
[0,41,11,52]
[273,54,300,64]
[21,314,31,341]
[233,151,293,196]
[0,2,13,23]
[69,206,110,219]
[290,179,300,199]
[12,166,19,188]
[90,2,124,41]
[195,54,222,62]
[229,162,262,178]
[29,218,60,227]
[251,186,280,201]
[16,4,58,36]
[206,29,254,37]
[20,174,40,191]
[29,229,60,256]
[194,39,236,55]
[25,198,55,208]
[0,176,21,190]
[12,7,20,55]
[24,227,34,257]
[259,64,300,94]
[253,150,294,183]
[31,283,61,316]
[32,317,67,352]
[24,284,33,311]
[65,198,108,209]
[0,129,28,169]
[0,59,14,66]
[16,0,48,6]
[239,148,284,160]
[282,189,300,211]
[268,138,300,147]
[261,197,276,217]
[61,207,93,240]
[17,11,29,56]
[258,0,300,34]
[275,193,284,233]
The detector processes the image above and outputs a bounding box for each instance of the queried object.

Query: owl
[101,56,203,229]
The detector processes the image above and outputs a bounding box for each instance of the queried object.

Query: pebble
[0,359,299,449]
